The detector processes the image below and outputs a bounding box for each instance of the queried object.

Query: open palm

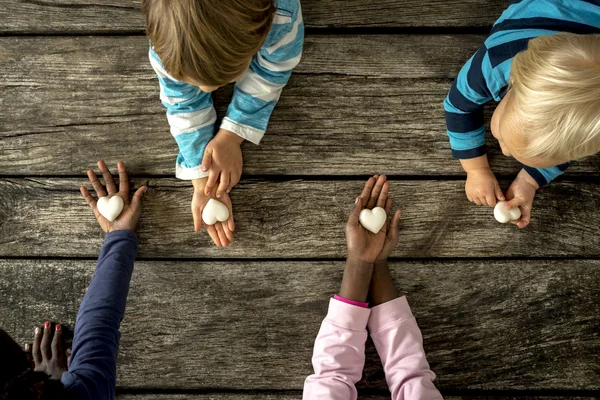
[80,161,147,233]
[346,175,392,264]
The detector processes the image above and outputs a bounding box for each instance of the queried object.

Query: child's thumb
[201,150,212,172]
[348,197,363,226]
[505,197,522,209]
[494,182,505,201]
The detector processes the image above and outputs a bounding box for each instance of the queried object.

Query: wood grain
[1,36,599,176]
[0,178,599,259]
[116,396,598,400]
[2,259,598,390]
[0,1,508,34]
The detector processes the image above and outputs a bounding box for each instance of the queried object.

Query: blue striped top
[149,0,304,180]
[443,0,600,186]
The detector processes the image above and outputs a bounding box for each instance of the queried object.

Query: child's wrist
[460,155,490,173]
[218,128,244,145]
[518,169,540,190]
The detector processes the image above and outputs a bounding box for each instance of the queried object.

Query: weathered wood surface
[116,396,599,400]
[0,178,599,258]
[0,0,508,33]
[2,36,599,176]
[2,259,598,390]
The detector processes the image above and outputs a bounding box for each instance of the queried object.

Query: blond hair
[508,33,600,162]
[142,0,275,86]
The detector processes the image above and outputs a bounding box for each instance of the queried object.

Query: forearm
[369,261,399,307]
[303,298,370,400]
[339,258,373,303]
[368,298,442,400]
[67,230,138,398]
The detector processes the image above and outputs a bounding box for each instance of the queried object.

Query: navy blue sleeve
[443,45,495,159]
[61,230,138,400]
[523,162,571,187]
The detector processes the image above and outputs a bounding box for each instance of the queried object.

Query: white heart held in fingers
[359,207,387,234]
[97,196,124,222]
[493,201,521,223]
[202,198,230,225]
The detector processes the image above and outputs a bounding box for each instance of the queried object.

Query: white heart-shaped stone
[97,196,124,222]
[202,198,230,225]
[359,206,387,234]
[494,201,521,223]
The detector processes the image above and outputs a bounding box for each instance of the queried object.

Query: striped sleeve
[149,48,216,180]
[443,45,495,159]
[220,1,304,144]
[524,162,571,187]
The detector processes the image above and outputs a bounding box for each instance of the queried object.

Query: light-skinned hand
[465,167,505,206]
[192,177,235,247]
[201,129,244,199]
[346,175,397,265]
[505,169,539,229]
[80,161,147,233]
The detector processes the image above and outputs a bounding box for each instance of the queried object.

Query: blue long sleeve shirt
[443,0,600,186]
[61,230,138,400]
[149,0,304,180]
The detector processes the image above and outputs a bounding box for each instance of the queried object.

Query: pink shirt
[303,297,442,400]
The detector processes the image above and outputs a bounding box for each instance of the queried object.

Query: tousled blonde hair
[142,0,276,86]
[509,33,600,162]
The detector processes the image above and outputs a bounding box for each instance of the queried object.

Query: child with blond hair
[444,0,600,228]
[142,0,304,246]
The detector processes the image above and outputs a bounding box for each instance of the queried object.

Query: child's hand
[346,175,392,264]
[80,161,147,233]
[465,167,505,206]
[375,196,402,264]
[505,169,539,229]
[191,178,235,247]
[201,129,244,199]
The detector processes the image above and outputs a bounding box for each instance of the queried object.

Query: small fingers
[367,175,386,209]
[215,223,230,247]
[473,197,483,206]
[130,186,148,214]
[201,149,212,174]
[80,186,98,214]
[216,173,230,199]
[192,203,203,233]
[206,225,222,247]
[205,170,219,196]
[485,193,497,207]
[87,169,107,198]
[359,177,376,202]
[51,325,62,360]
[376,181,390,208]
[389,209,402,240]
[40,322,52,361]
[117,161,130,199]
[228,172,241,193]
[98,160,117,195]
[223,222,234,243]
[348,196,364,226]
[32,326,42,366]
[494,183,505,201]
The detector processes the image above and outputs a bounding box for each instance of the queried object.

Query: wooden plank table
[0,0,599,399]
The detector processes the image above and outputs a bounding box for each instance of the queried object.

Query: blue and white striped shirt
[149,0,304,180]
[443,0,600,186]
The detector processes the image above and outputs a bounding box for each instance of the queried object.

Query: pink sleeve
[303,298,371,400]
[368,297,442,400]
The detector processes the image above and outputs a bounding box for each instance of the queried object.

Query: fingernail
[226,190,230,194]
[206,191,211,196]
[44,322,50,329]
[55,325,61,331]
[201,166,207,172]
[35,327,40,335]
[355,197,359,204]
[25,344,30,351]
[217,194,222,199]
